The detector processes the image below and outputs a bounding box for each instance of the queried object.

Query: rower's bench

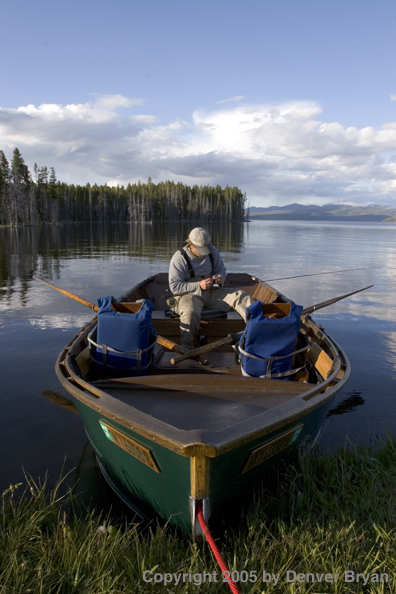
[151,310,245,346]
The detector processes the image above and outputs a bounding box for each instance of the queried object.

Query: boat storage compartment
[239,301,304,379]
[88,296,157,373]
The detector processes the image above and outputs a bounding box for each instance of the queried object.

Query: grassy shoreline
[2,439,396,593]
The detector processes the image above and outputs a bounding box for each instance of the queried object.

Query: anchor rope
[197,505,241,594]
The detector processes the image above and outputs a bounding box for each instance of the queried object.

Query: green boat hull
[73,393,335,535]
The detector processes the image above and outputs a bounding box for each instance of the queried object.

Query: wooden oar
[170,284,374,365]
[33,276,208,363]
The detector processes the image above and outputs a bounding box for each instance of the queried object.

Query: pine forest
[0,149,247,226]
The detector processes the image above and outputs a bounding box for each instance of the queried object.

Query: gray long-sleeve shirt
[169,246,227,296]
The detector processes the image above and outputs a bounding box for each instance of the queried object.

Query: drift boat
[55,273,350,537]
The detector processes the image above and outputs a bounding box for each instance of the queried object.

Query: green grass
[2,438,396,593]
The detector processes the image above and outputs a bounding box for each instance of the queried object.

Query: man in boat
[168,227,254,351]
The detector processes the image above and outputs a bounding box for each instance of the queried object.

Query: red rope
[197,506,241,594]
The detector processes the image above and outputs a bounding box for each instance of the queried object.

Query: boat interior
[59,273,348,439]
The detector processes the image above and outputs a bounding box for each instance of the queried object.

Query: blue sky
[1,0,396,206]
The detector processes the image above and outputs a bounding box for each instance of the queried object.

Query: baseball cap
[187,227,212,255]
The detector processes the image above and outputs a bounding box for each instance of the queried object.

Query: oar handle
[171,334,235,365]
[160,338,209,365]
[33,277,99,311]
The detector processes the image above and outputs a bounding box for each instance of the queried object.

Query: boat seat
[164,308,227,319]
[151,310,245,341]
[199,308,228,319]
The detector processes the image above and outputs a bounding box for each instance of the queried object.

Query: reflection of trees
[0,222,245,302]
[131,221,245,261]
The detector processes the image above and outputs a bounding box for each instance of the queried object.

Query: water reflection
[42,390,78,415]
[326,391,365,417]
[29,314,91,330]
[379,331,396,376]
[0,221,245,304]
[72,440,144,523]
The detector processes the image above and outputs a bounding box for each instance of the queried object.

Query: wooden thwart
[95,374,312,393]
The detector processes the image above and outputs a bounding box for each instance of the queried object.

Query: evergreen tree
[0,151,11,225]
[10,148,31,225]
[49,167,57,185]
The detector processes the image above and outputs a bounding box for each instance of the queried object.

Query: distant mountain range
[247,203,396,222]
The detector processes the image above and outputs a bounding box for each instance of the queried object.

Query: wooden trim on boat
[75,347,91,378]
[252,281,280,303]
[190,445,210,499]
[307,342,334,380]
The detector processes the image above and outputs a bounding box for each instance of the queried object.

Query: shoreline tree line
[0,148,247,226]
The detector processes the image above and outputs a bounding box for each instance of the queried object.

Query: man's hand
[199,278,214,290]
[212,274,223,286]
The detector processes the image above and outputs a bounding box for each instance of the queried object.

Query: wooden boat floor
[93,375,312,432]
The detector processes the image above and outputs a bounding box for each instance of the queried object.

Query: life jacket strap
[239,344,309,379]
[88,335,156,371]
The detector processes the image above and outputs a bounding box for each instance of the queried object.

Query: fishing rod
[260,267,379,283]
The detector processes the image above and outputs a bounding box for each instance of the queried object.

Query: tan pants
[176,286,254,351]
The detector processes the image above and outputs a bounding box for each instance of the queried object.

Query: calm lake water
[1,220,396,500]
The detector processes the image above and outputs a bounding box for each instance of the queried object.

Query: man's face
[189,243,202,257]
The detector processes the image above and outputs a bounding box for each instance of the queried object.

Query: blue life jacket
[239,300,303,379]
[89,296,157,374]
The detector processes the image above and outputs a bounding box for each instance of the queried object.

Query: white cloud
[1,94,396,205]
[216,95,245,104]
[15,94,143,124]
